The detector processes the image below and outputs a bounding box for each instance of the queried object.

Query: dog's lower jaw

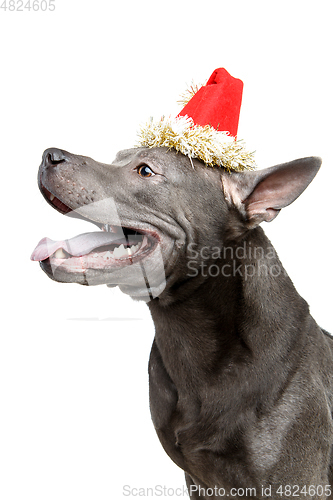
[148,228,333,491]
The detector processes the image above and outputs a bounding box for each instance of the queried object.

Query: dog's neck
[148,227,310,397]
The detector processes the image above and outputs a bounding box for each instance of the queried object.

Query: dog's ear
[222,157,322,227]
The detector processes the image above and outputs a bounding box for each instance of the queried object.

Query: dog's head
[31,147,321,302]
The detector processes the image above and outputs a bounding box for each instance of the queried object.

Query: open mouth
[31,184,158,273]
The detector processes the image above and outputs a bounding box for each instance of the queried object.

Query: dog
[31,146,333,499]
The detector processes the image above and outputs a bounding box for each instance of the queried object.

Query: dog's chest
[149,342,257,487]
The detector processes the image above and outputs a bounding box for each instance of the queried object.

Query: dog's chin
[38,240,169,301]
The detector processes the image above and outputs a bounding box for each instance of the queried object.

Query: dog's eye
[137,165,155,178]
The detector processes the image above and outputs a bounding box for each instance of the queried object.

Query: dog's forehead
[112,147,192,169]
[112,148,140,165]
[110,147,225,190]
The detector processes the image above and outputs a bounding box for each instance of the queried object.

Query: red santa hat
[136,68,255,172]
[178,68,243,138]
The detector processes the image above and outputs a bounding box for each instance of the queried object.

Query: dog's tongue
[30,231,124,261]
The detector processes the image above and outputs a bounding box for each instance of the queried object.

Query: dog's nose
[42,148,69,167]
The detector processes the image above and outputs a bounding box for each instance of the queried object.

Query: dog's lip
[38,178,162,237]
[36,234,154,271]
[39,178,73,215]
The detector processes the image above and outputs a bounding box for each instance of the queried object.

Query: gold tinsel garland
[177,81,203,107]
[136,115,256,172]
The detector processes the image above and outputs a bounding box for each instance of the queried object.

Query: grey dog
[31,147,333,499]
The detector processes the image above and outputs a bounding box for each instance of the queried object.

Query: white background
[1,1,332,498]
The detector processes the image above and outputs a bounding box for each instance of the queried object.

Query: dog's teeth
[104,251,112,260]
[54,248,67,259]
[49,194,55,202]
[113,244,128,259]
[113,246,121,258]
[125,244,140,257]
